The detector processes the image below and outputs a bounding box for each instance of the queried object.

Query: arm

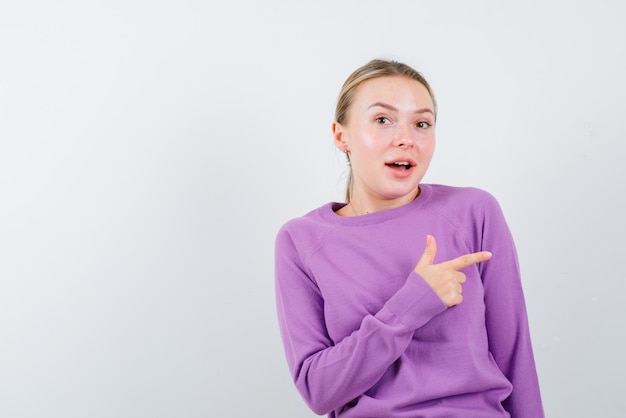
[275,228,445,415]
[479,196,544,417]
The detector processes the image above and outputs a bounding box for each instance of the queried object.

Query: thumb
[416,235,437,269]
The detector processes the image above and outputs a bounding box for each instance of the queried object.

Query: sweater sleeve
[275,227,446,415]
[478,195,544,418]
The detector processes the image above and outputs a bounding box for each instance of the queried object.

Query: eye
[375,116,391,124]
[416,121,431,129]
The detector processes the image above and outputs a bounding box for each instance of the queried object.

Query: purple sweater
[275,184,543,417]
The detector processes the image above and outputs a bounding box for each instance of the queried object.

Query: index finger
[442,251,492,271]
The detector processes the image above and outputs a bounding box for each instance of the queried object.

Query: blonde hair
[335,59,437,202]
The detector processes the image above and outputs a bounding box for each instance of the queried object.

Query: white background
[1,1,624,417]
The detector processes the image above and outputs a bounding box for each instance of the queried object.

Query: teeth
[394,162,410,166]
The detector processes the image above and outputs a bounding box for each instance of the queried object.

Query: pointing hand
[414,235,492,307]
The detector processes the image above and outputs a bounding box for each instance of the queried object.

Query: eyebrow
[368,102,434,116]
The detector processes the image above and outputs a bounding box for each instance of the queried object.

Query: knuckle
[458,253,479,268]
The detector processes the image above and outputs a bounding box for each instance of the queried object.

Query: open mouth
[385,161,414,171]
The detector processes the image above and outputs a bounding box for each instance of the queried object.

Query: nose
[394,137,414,148]
[392,125,415,148]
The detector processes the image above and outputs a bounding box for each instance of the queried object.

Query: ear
[332,121,349,152]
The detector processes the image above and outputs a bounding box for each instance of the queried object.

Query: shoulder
[422,184,510,251]
[426,184,502,215]
[275,203,337,252]
[277,203,332,233]
[421,184,507,235]
[428,183,498,204]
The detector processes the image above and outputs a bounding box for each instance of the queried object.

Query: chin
[383,188,419,200]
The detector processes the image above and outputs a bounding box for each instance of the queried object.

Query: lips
[386,161,412,170]
[385,158,416,171]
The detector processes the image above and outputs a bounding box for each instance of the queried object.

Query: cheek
[355,134,387,157]
[357,129,382,147]
[428,140,436,156]
[419,138,436,158]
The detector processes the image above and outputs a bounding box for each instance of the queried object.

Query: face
[333,75,436,208]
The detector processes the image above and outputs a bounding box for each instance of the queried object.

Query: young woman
[274,59,544,417]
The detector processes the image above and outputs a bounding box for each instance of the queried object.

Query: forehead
[352,75,433,109]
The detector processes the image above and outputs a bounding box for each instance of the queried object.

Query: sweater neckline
[321,184,434,226]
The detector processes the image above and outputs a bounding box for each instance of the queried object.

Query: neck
[348,188,420,216]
